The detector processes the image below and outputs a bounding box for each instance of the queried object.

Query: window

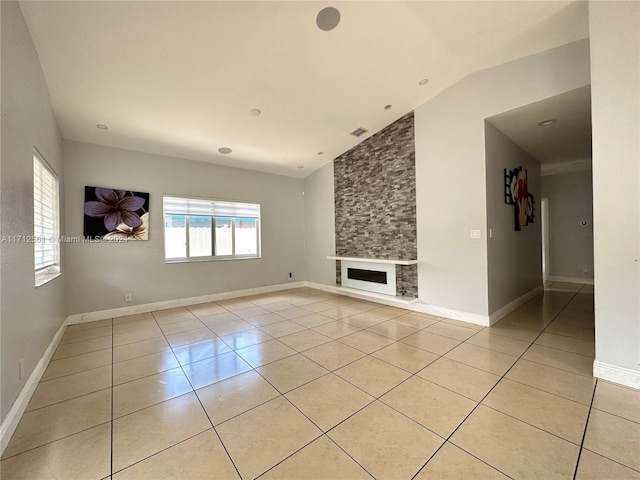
[33,151,60,285]
[163,196,261,261]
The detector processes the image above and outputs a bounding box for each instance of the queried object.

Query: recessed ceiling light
[250,108,261,116]
[418,78,429,86]
[218,147,232,154]
[297,165,304,169]
[96,124,108,130]
[317,152,324,155]
[537,119,557,126]
[384,104,392,110]
[316,7,340,31]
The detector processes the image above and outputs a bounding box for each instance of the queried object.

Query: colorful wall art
[84,186,149,240]
[504,167,535,231]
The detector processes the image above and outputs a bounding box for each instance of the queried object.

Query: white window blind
[163,196,260,218]
[33,152,59,274]
[163,195,261,261]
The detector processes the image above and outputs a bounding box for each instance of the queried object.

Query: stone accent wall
[396,264,418,298]
[334,111,418,297]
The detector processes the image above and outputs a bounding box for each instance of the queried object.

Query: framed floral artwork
[84,186,149,240]
[504,167,535,231]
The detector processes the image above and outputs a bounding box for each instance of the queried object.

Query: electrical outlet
[18,359,24,380]
[582,268,588,275]
[288,272,293,280]
[125,293,132,302]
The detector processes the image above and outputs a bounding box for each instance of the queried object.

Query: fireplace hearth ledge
[327,285,420,305]
[327,256,417,265]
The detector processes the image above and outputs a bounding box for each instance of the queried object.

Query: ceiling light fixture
[537,119,557,126]
[96,124,108,130]
[418,78,429,86]
[350,127,369,137]
[250,108,261,116]
[384,104,392,110]
[316,7,340,31]
[218,147,233,154]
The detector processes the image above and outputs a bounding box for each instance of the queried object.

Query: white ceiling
[487,85,592,175]
[19,1,589,178]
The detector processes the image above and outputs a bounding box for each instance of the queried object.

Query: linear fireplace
[328,256,418,297]
[347,268,387,284]
[340,260,397,296]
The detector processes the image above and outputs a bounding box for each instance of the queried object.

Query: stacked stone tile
[333,112,418,297]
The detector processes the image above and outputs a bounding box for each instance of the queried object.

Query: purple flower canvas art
[84,186,150,240]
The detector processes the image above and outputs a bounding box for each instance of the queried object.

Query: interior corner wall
[485,122,542,315]
[63,141,305,315]
[414,39,590,317]
[589,1,640,377]
[0,2,65,422]
[303,162,336,286]
[540,170,594,280]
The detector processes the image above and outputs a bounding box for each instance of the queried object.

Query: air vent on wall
[350,127,369,137]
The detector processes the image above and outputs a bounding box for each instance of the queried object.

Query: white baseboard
[412,304,491,327]
[0,318,69,456]
[306,282,490,326]
[488,286,544,326]
[593,361,640,390]
[304,282,419,306]
[67,281,306,324]
[549,276,594,285]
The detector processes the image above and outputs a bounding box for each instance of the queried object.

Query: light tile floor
[2,283,640,479]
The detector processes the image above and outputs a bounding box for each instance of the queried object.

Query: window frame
[33,149,61,286]
[162,195,261,263]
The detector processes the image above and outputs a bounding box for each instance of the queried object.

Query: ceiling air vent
[350,127,369,137]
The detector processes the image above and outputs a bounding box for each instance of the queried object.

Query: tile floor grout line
[50,345,113,362]
[587,405,640,425]
[503,376,595,407]
[152,315,245,480]
[21,386,113,414]
[409,292,580,478]
[578,446,640,475]
[107,428,211,477]
[507,356,594,379]
[8,286,602,478]
[479,403,588,447]
[300,285,591,478]
[58,332,114,346]
[0,420,113,461]
[466,335,594,360]
[39,361,114,383]
[192,300,390,478]
[410,439,516,480]
[572,377,599,480]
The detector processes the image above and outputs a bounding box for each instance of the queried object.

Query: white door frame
[541,198,550,285]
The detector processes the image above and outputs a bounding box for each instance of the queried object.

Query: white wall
[64,141,305,315]
[414,39,590,316]
[303,162,336,286]
[589,1,640,382]
[0,2,65,422]
[485,122,542,315]
[541,170,594,280]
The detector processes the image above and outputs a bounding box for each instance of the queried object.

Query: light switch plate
[470,229,482,239]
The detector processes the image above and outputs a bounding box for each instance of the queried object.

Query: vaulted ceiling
[20,1,589,177]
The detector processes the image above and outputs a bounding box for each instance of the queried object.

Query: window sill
[35,272,62,287]
[165,256,261,264]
